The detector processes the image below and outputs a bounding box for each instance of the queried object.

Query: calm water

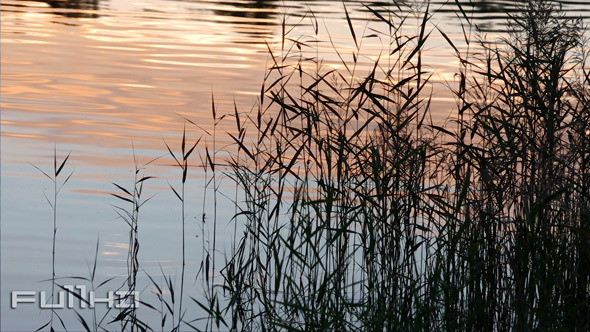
[2,0,589,330]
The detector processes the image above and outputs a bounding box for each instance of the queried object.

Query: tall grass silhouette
[30,1,589,331]
[218,1,589,330]
[440,2,590,329]
[32,149,72,332]
[110,148,156,332]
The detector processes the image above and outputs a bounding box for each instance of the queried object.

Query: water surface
[2,0,589,330]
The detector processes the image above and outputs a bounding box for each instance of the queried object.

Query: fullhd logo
[11,285,139,309]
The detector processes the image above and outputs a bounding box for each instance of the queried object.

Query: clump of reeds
[438,1,590,330]
[215,1,590,331]
[31,1,589,331]
[219,2,446,330]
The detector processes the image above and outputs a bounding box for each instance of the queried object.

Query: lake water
[2,0,589,330]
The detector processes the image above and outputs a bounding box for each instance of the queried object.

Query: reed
[110,148,156,332]
[56,239,119,332]
[164,124,200,331]
[32,149,72,332]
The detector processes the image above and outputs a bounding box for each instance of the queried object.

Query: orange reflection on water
[5,0,586,173]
